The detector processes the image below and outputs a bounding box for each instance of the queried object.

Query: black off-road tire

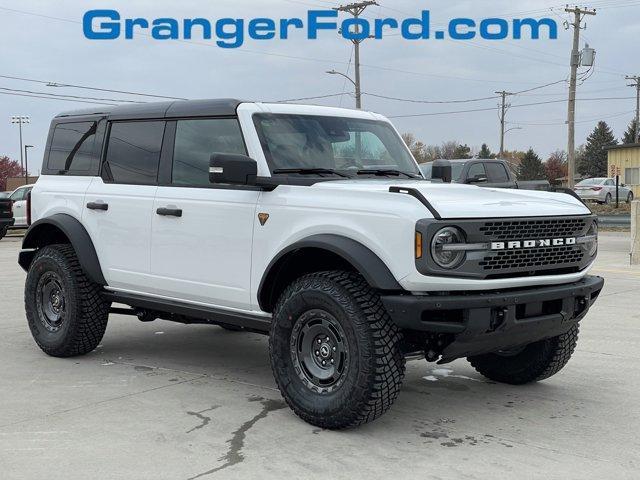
[25,244,110,357]
[269,271,405,429]
[0,226,7,240]
[467,325,579,385]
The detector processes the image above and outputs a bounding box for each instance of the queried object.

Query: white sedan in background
[574,178,634,204]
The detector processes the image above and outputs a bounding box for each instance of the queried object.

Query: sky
[0,0,638,176]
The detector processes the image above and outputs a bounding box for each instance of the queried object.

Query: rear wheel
[0,226,6,240]
[269,271,405,429]
[467,325,579,385]
[25,244,111,357]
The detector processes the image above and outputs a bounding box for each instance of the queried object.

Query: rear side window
[467,162,486,179]
[172,119,246,187]
[485,163,510,183]
[104,121,165,185]
[47,122,97,173]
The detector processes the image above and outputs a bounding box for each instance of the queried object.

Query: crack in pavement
[186,406,220,433]
[187,398,286,479]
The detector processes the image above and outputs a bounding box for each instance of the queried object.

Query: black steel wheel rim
[36,271,66,332]
[290,309,349,393]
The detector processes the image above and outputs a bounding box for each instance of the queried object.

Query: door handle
[87,202,108,211]
[156,207,182,217]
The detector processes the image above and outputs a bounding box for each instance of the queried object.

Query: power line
[0,90,117,105]
[388,96,635,119]
[0,73,185,100]
[0,86,145,104]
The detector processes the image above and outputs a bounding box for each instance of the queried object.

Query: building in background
[5,176,38,192]
[606,144,640,198]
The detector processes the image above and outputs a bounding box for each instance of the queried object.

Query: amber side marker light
[415,231,423,259]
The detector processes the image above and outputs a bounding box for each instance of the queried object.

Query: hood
[312,180,591,219]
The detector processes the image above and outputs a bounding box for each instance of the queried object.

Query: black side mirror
[431,159,452,183]
[209,153,257,185]
[467,175,488,184]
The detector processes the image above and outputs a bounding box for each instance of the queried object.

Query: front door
[149,118,258,311]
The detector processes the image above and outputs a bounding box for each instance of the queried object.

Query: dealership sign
[83,9,558,48]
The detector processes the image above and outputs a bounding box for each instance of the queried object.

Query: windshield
[577,178,605,186]
[253,114,420,177]
[419,162,465,182]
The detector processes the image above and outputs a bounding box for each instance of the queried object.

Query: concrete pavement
[0,232,638,479]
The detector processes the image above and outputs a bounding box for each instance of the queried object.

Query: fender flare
[258,234,402,311]
[19,213,106,285]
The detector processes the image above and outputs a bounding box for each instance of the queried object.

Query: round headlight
[431,226,466,269]
[585,221,598,257]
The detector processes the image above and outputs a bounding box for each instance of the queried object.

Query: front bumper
[382,275,604,362]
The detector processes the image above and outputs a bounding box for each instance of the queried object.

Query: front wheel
[628,192,634,203]
[604,193,612,204]
[0,226,7,240]
[25,244,111,357]
[467,325,579,385]
[269,271,405,429]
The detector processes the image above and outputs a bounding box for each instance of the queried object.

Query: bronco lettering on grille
[491,237,577,250]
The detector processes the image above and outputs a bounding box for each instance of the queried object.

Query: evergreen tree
[622,119,638,144]
[453,143,472,159]
[477,143,493,159]
[517,148,546,180]
[578,121,617,177]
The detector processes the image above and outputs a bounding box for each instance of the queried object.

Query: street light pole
[24,145,34,185]
[11,116,30,173]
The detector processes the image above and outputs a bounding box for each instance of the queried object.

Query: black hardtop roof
[55,98,243,120]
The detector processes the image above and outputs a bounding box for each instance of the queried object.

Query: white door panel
[12,200,26,226]
[83,178,157,291]
[150,187,258,310]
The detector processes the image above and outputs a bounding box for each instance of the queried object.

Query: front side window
[253,114,419,176]
[9,188,26,201]
[47,122,97,173]
[467,163,486,180]
[604,179,615,186]
[104,121,165,185]
[172,119,246,187]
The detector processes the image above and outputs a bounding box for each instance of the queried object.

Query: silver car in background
[574,177,634,204]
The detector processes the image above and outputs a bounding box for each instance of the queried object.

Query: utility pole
[495,91,513,157]
[565,6,596,189]
[333,1,377,109]
[626,75,640,143]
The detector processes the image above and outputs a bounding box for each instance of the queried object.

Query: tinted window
[104,121,165,185]
[604,179,614,186]
[47,122,97,173]
[485,162,510,182]
[467,163,486,179]
[172,119,246,186]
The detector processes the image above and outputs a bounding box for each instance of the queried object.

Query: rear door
[83,120,165,292]
[149,117,258,310]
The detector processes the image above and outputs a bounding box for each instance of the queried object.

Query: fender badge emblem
[258,213,270,226]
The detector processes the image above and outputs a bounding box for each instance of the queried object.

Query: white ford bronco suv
[20,99,603,429]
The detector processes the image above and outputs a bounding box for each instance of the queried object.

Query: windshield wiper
[356,169,420,179]
[272,168,349,178]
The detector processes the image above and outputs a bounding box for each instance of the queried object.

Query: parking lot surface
[1,232,638,479]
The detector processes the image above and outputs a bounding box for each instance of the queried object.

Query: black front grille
[480,245,585,271]
[479,218,587,240]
